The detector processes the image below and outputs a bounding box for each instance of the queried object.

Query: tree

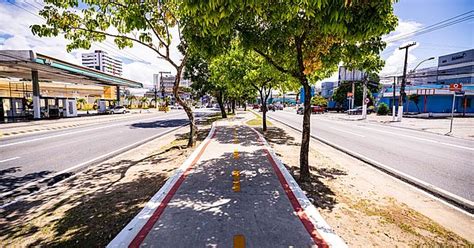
[31,1,197,147]
[377,103,390,115]
[76,98,86,110]
[184,51,228,118]
[311,96,328,107]
[126,95,136,108]
[180,0,397,181]
[408,94,420,113]
[139,97,149,108]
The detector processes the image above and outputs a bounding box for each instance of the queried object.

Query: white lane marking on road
[0,113,184,148]
[0,157,20,163]
[329,127,365,137]
[267,114,474,217]
[356,125,474,151]
[0,124,187,207]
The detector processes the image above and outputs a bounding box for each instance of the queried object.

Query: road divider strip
[249,125,348,248]
[107,123,217,248]
[267,114,474,215]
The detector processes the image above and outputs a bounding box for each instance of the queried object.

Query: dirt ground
[0,124,212,247]
[250,121,473,247]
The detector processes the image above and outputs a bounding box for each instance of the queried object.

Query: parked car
[252,104,260,109]
[296,106,325,114]
[346,106,374,115]
[107,106,129,114]
[274,104,284,110]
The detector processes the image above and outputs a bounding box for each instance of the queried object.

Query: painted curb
[107,123,217,248]
[248,125,348,248]
[267,115,474,214]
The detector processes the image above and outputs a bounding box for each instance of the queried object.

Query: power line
[384,10,474,43]
[7,1,152,65]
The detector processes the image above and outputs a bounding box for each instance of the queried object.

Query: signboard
[338,66,367,81]
[365,98,370,104]
[449,83,463,91]
[455,91,465,95]
[346,92,353,97]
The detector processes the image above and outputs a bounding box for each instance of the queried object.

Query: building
[82,50,123,76]
[437,49,474,85]
[406,66,438,85]
[321,81,338,98]
[377,49,474,114]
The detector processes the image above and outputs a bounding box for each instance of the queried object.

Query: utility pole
[392,76,397,121]
[362,79,368,119]
[351,81,355,109]
[398,42,416,121]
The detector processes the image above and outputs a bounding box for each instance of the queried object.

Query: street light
[410,57,435,74]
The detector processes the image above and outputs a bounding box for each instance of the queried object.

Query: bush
[377,103,389,115]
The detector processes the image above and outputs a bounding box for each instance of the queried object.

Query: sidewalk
[108,118,346,247]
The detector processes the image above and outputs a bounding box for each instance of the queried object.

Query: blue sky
[380,0,473,76]
[0,0,473,85]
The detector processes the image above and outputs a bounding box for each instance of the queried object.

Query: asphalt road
[268,111,474,202]
[0,111,189,194]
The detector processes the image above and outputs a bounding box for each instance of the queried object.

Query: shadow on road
[0,140,188,247]
[130,118,189,129]
[0,167,53,194]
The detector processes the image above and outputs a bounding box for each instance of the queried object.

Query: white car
[107,106,129,114]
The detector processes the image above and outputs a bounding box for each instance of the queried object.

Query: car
[274,104,284,110]
[312,105,325,114]
[252,104,260,109]
[346,106,374,115]
[296,106,325,114]
[107,106,129,114]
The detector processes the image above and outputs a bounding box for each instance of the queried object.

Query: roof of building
[0,50,142,88]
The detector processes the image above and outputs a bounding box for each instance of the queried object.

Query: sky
[0,0,473,88]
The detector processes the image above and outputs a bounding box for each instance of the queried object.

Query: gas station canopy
[0,50,142,88]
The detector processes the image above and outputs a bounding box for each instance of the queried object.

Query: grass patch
[350,198,472,246]
[246,117,272,126]
[246,110,272,126]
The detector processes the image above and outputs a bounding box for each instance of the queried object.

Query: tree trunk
[217,90,227,118]
[244,102,247,111]
[259,90,268,132]
[227,101,231,113]
[231,99,235,114]
[300,81,311,181]
[173,70,197,147]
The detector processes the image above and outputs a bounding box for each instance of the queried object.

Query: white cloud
[380,41,420,76]
[379,19,424,76]
[0,2,184,87]
[382,19,423,45]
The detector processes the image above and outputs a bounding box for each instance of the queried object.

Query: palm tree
[139,97,149,108]
[126,95,136,108]
[77,98,87,110]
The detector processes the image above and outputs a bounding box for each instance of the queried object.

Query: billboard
[338,66,367,81]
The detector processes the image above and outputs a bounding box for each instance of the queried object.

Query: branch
[253,48,299,79]
[71,27,164,57]
[144,17,168,49]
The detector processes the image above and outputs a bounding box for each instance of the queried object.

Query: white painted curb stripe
[107,123,217,248]
[249,126,348,248]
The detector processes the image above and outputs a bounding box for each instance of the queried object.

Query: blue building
[379,49,474,114]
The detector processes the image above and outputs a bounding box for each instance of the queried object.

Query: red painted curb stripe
[128,128,217,248]
[255,133,328,248]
